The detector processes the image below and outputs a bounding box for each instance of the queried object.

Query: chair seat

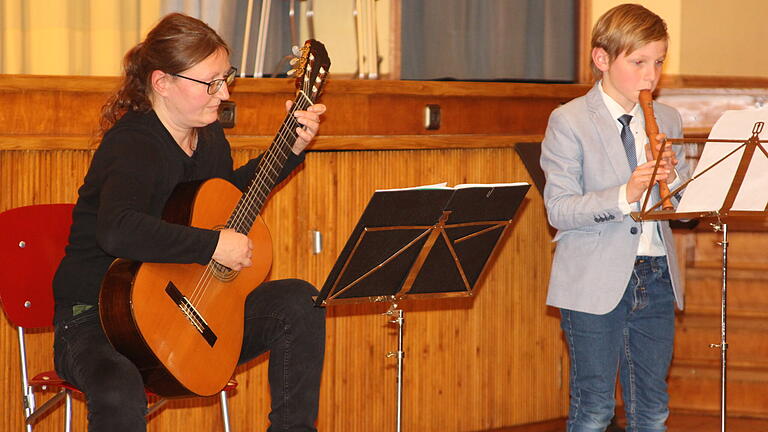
[29,370,238,397]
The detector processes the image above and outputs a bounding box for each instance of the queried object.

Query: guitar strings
[227,71,314,234]
[233,95,311,230]
[187,73,316,308]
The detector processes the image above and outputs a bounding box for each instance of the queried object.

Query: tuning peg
[289,57,299,66]
[286,68,297,77]
[292,45,301,57]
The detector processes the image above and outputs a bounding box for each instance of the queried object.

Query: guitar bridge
[165,281,218,347]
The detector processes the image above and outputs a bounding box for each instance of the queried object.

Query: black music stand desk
[315,183,529,431]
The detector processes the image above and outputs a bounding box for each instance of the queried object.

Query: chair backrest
[0,204,74,329]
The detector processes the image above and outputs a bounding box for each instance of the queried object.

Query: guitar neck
[227,91,314,234]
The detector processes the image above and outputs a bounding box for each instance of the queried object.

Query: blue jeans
[54,279,325,432]
[561,256,675,432]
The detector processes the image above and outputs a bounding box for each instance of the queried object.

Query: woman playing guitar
[52,13,327,432]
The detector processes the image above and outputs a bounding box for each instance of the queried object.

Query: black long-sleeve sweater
[52,110,303,324]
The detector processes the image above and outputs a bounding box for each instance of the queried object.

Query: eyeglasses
[172,66,237,95]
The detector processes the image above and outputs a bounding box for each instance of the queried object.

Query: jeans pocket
[58,307,99,333]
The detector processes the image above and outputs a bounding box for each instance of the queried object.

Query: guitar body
[99,178,273,397]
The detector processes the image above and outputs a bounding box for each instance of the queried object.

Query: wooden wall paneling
[690,232,768,269]
[0,76,589,152]
[668,360,768,418]
[686,267,768,317]
[0,79,111,136]
[227,80,588,137]
[674,314,768,367]
[0,149,91,213]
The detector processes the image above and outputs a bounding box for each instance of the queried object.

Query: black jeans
[54,279,326,432]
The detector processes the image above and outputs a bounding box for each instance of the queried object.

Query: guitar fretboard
[227,91,314,235]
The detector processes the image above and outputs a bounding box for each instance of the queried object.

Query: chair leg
[18,327,35,432]
[146,398,168,418]
[219,390,232,432]
[24,391,33,432]
[25,390,67,426]
[64,390,72,432]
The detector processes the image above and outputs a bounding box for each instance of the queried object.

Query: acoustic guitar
[99,40,331,397]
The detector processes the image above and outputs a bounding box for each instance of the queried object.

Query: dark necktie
[618,114,637,170]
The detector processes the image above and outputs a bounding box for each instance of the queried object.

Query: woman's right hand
[212,228,253,271]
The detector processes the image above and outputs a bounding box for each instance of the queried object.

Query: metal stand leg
[219,390,232,432]
[710,222,728,432]
[385,304,404,432]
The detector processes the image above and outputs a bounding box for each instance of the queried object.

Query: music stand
[632,115,768,432]
[315,183,529,432]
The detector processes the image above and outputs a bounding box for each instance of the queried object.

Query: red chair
[0,204,236,431]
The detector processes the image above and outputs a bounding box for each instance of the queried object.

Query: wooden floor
[489,411,768,432]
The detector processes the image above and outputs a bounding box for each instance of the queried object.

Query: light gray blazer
[540,84,689,314]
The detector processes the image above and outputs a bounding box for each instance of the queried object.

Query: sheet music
[676,109,768,213]
[375,182,528,192]
[375,183,447,192]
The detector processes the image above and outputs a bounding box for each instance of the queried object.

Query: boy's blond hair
[591,3,668,79]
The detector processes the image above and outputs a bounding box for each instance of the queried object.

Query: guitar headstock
[289,39,331,103]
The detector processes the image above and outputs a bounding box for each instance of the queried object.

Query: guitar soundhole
[211,261,238,282]
[210,224,238,282]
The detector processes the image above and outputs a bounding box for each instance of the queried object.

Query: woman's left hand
[286,101,326,154]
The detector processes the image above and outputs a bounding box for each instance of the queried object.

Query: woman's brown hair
[100,13,229,132]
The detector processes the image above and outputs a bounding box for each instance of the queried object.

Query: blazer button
[630,227,638,235]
